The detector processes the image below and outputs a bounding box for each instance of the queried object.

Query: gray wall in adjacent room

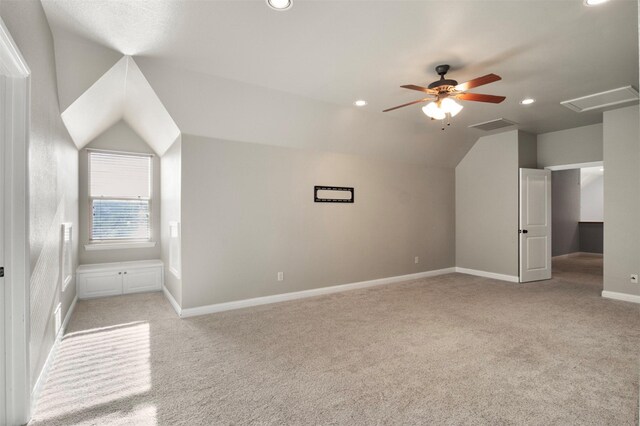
[0,1,79,389]
[456,130,519,277]
[180,135,455,309]
[78,120,161,264]
[579,223,603,254]
[551,169,580,257]
[603,105,639,297]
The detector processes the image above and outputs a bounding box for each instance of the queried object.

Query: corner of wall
[518,130,538,168]
[160,135,182,308]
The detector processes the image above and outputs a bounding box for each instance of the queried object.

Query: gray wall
[551,169,580,256]
[603,105,639,297]
[180,135,455,309]
[160,138,182,305]
[537,123,603,168]
[0,1,79,388]
[78,120,161,264]
[518,130,538,168]
[579,222,603,254]
[455,130,520,277]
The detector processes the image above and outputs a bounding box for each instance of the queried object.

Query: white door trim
[543,161,602,171]
[0,17,31,426]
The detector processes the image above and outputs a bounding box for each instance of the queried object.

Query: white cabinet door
[122,267,162,294]
[78,271,123,299]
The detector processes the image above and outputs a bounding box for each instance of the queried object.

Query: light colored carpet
[30,255,639,425]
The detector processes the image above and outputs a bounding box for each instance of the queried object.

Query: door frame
[0,17,31,425]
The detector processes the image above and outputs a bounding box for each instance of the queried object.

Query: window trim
[87,148,154,244]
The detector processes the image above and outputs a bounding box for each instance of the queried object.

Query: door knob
[519,229,528,234]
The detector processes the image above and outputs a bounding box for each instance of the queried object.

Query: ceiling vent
[561,86,639,112]
[468,118,517,131]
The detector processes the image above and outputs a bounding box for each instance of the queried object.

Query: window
[88,150,152,242]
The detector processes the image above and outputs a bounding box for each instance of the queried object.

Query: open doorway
[549,162,604,291]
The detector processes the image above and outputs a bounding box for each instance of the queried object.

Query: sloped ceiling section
[60,56,180,156]
[60,56,126,148]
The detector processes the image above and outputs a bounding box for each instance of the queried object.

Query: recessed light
[520,98,535,105]
[584,0,608,6]
[354,100,368,107]
[266,0,292,11]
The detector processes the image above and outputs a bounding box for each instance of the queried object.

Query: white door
[519,168,552,282]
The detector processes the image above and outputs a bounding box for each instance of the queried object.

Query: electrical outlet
[631,274,638,284]
[414,256,419,264]
[277,272,284,281]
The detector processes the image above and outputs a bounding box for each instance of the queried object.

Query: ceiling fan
[383,64,505,127]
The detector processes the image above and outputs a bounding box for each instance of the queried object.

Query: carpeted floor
[30,255,639,425]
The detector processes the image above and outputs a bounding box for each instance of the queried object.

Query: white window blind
[89,151,152,241]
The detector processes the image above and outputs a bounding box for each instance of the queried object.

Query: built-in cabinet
[77,259,163,299]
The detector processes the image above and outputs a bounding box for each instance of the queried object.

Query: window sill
[84,241,157,251]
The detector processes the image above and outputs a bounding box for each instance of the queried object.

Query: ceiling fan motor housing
[428,64,457,91]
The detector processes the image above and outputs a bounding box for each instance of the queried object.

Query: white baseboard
[601,290,640,304]
[455,267,520,283]
[31,295,77,413]
[162,285,182,316]
[176,267,456,318]
[553,252,603,259]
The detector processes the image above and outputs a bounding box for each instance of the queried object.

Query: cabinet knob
[124,271,127,274]
[118,272,122,275]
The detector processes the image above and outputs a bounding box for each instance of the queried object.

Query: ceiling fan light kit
[266,0,292,11]
[384,64,506,130]
[584,0,608,6]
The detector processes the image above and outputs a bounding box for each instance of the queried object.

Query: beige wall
[160,138,182,305]
[78,120,161,264]
[603,104,639,297]
[180,135,455,309]
[456,130,520,277]
[537,123,603,168]
[0,1,79,388]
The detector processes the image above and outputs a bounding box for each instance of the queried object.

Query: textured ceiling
[42,0,639,164]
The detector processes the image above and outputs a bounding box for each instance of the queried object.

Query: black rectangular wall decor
[314,186,354,203]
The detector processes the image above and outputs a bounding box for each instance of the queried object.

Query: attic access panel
[561,86,639,112]
[314,186,354,203]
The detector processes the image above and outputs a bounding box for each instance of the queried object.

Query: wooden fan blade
[383,97,434,112]
[456,93,506,103]
[401,84,437,94]
[455,74,501,92]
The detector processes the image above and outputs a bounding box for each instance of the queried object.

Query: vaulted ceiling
[61,56,180,155]
[42,0,638,166]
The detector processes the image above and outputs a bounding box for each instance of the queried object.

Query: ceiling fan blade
[383,97,434,112]
[455,74,501,92]
[456,93,506,103]
[400,84,438,94]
